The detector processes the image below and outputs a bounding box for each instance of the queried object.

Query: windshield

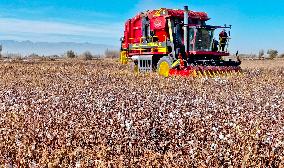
[195,28,214,51]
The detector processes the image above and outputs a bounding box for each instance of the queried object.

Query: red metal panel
[131,16,142,43]
[169,69,193,76]
[123,20,130,49]
[123,8,210,55]
[148,16,167,42]
[167,9,209,21]
[155,30,167,42]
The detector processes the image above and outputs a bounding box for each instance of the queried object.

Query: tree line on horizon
[0,48,120,60]
[238,49,284,60]
[0,45,283,61]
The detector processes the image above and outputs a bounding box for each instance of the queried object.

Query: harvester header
[120,6,241,77]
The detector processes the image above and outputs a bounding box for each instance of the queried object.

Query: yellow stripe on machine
[158,47,167,53]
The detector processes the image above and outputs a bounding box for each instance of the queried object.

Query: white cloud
[0,18,124,43]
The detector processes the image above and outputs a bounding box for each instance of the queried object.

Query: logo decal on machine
[154,19,162,28]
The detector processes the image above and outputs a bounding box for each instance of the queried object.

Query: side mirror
[229,31,231,36]
[120,37,125,42]
[236,50,239,56]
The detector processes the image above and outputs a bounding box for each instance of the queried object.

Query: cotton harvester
[120,6,241,77]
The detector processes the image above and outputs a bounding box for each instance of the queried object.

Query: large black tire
[157,57,173,77]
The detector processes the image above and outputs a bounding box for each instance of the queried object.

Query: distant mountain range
[0,40,119,56]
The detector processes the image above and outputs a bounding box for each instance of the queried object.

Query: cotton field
[0,59,283,167]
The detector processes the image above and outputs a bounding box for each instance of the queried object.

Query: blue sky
[0,0,283,54]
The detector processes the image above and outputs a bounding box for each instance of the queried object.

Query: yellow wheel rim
[158,61,170,77]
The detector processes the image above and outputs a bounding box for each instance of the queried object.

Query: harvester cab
[120,6,241,77]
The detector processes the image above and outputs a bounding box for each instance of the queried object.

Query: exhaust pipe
[184,6,189,53]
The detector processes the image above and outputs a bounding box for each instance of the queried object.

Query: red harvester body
[120,6,241,77]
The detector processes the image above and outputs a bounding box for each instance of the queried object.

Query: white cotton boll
[185,112,192,116]
[75,161,81,168]
[0,117,4,124]
[227,138,233,144]
[31,160,37,168]
[9,106,14,111]
[229,122,234,127]
[169,112,174,118]
[120,115,125,121]
[46,132,52,139]
[178,131,183,137]
[219,133,224,140]
[55,97,60,102]
[151,128,156,136]
[129,142,132,148]
[212,127,218,132]
[16,139,21,146]
[256,130,261,135]
[125,124,131,131]
[146,121,150,127]
[274,141,281,149]
[265,137,270,143]
[214,77,221,82]
[32,143,36,150]
[265,136,272,144]
[125,120,132,131]
[211,143,217,151]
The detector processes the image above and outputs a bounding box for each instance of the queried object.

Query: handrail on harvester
[139,37,147,54]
